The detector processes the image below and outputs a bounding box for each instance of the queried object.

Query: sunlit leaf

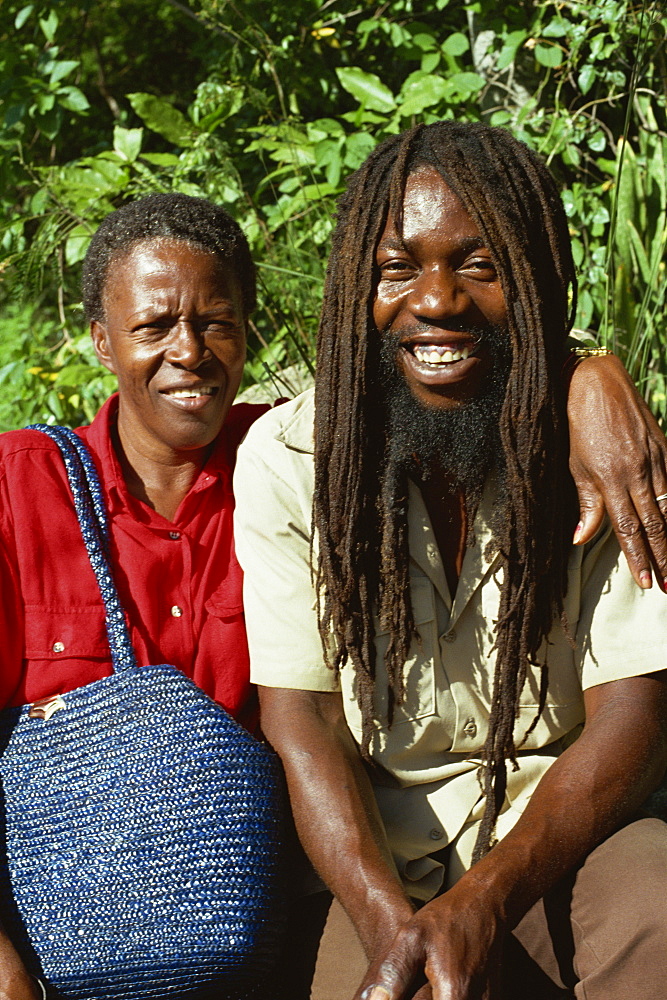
[128,92,196,147]
[336,67,395,113]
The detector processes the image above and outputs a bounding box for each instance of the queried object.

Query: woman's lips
[159,385,219,411]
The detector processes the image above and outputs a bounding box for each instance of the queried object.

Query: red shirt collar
[78,393,235,521]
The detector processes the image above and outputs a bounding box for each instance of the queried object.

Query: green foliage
[0,0,665,425]
[0,300,116,432]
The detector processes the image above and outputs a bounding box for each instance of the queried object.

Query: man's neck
[418,470,468,598]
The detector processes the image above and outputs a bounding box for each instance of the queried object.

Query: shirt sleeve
[576,523,667,689]
[0,499,26,708]
[233,421,339,693]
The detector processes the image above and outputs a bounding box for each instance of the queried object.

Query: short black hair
[81,192,256,322]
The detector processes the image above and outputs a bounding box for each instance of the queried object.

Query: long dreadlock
[313,121,578,862]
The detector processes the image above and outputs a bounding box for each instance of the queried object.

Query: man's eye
[461,258,497,278]
[378,260,413,277]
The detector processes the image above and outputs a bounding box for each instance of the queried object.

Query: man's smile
[408,342,476,366]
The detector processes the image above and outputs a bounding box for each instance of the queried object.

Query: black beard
[377,325,511,503]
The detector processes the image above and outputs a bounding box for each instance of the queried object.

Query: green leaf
[336,67,395,113]
[397,74,449,117]
[128,93,196,147]
[535,43,563,68]
[49,59,79,85]
[625,220,651,284]
[616,142,637,272]
[197,88,245,131]
[421,51,441,73]
[412,32,437,52]
[14,4,34,30]
[578,64,596,96]
[587,130,606,153]
[571,236,584,268]
[442,32,469,57]
[113,126,143,162]
[64,226,91,266]
[5,103,27,128]
[448,72,485,99]
[39,10,58,42]
[56,86,90,112]
[497,30,527,71]
[342,131,377,170]
[34,92,56,114]
[140,152,179,167]
[54,363,98,387]
[542,19,570,38]
[576,288,594,330]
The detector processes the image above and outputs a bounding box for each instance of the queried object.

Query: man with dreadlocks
[234,121,667,1000]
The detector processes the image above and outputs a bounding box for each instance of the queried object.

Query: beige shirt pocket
[340,576,439,740]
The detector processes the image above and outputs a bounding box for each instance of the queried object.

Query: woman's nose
[164,323,211,368]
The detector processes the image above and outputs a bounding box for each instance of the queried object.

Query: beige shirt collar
[408,476,501,624]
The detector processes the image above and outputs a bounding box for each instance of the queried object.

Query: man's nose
[408,266,469,322]
[164,322,211,368]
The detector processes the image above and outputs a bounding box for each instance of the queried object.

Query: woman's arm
[567,353,667,589]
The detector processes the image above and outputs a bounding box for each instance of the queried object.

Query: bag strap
[27,424,137,674]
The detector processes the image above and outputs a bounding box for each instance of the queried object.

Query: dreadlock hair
[313,121,579,863]
[81,192,256,323]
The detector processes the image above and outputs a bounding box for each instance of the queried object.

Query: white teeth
[412,346,471,366]
[166,388,214,398]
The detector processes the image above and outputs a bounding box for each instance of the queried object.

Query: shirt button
[429,828,444,841]
[443,628,457,643]
[52,641,65,653]
[170,605,183,618]
[463,718,477,738]
[169,531,180,540]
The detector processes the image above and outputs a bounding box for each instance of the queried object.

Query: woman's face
[91,238,247,463]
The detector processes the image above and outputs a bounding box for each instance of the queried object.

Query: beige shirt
[234,389,667,899]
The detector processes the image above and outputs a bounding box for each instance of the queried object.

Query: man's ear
[90,320,116,374]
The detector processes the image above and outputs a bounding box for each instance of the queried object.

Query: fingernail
[361,988,391,1000]
[640,571,652,589]
[573,522,583,543]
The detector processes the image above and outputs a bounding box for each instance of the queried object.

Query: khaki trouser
[278,817,667,1000]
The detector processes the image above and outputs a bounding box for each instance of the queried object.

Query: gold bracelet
[571,347,614,358]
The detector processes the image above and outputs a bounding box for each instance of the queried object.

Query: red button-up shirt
[0,394,267,727]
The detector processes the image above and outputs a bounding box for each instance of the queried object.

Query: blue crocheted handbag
[0,426,285,999]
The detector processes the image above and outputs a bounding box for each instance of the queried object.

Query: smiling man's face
[373,164,508,411]
[91,238,247,462]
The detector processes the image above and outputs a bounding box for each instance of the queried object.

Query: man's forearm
[258,686,414,958]
[460,671,667,928]
[358,671,667,1000]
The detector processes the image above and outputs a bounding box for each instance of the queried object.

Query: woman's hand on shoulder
[567,352,667,590]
